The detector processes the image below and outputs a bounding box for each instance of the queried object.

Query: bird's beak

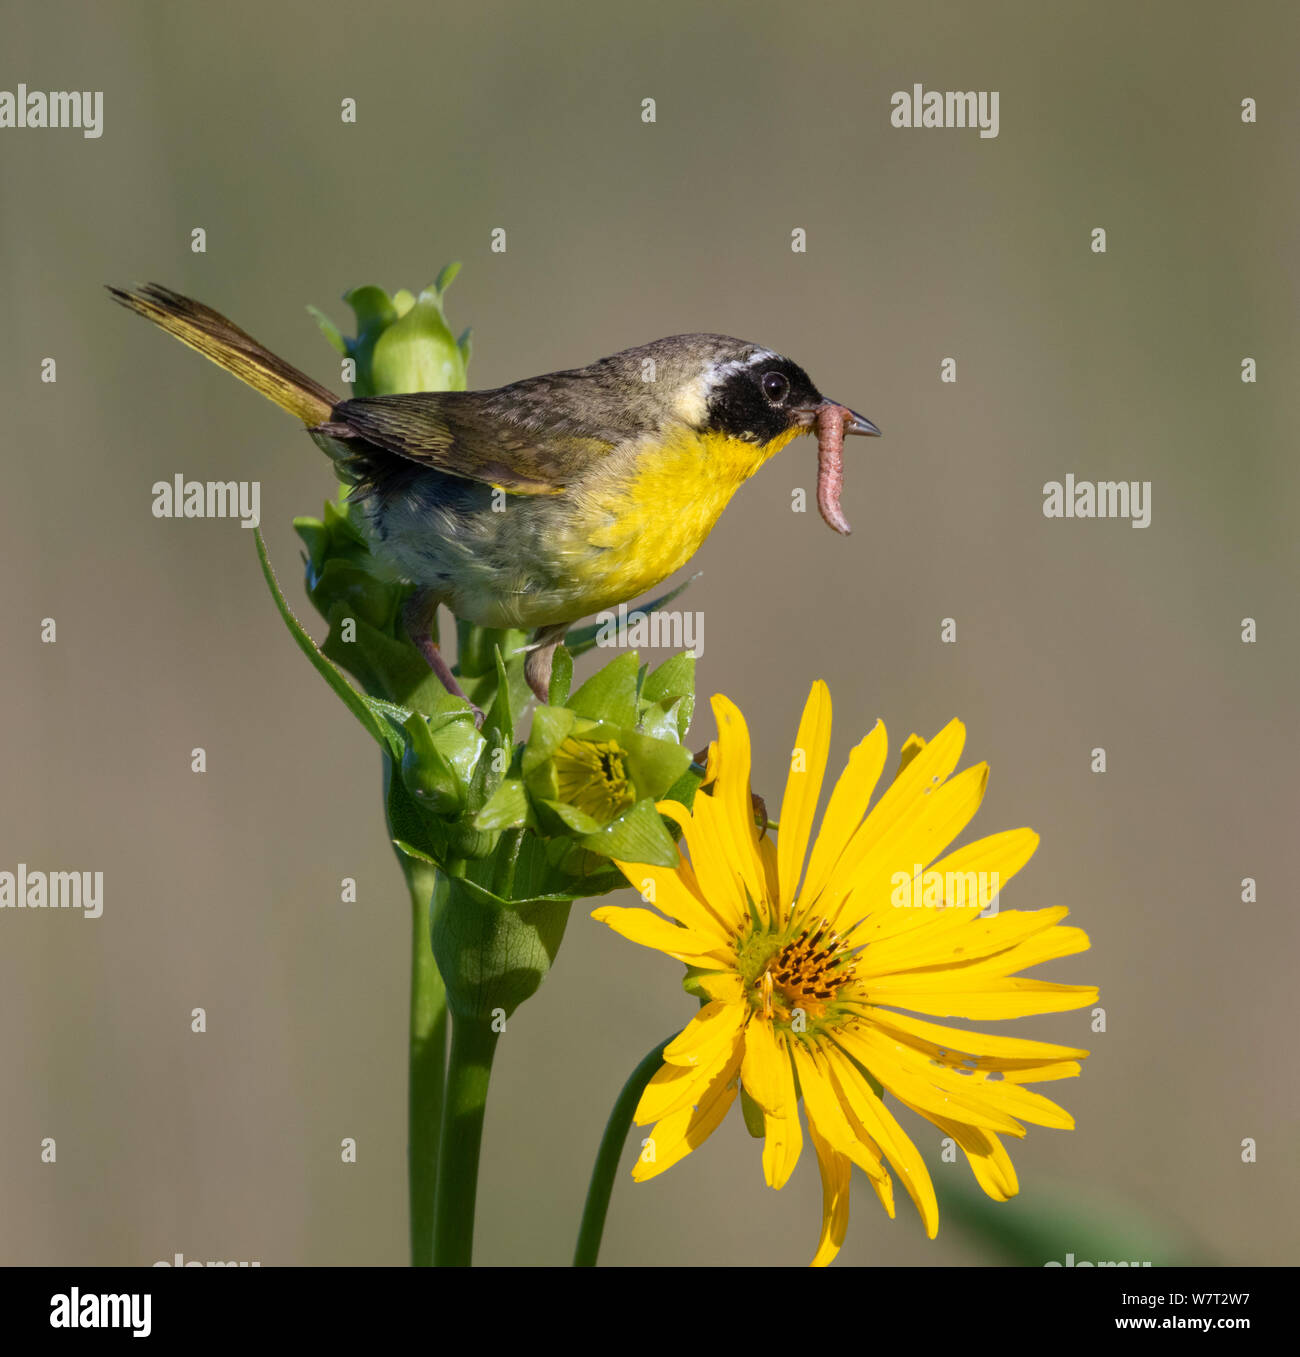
[792,398,882,436]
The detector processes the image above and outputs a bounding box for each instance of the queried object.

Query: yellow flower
[592,681,1097,1266]
[552,736,636,822]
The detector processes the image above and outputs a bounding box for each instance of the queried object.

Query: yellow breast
[561,424,803,614]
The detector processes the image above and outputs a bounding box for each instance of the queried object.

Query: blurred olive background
[2,0,1296,1267]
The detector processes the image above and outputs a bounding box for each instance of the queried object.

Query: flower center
[740,918,855,1027]
[552,737,635,822]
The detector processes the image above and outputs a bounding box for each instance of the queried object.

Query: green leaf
[636,701,678,745]
[578,797,678,867]
[521,705,577,778]
[642,652,696,740]
[320,603,450,712]
[538,798,603,835]
[400,711,465,816]
[338,285,400,398]
[473,777,532,831]
[383,752,448,863]
[660,765,704,816]
[392,838,440,866]
[321,496,370,551]
[306,305,346,356]
[569,652,640,727]
[431,874,573,1020]
[255,530,391,751]
[433,261,462,295]
[344,286,399,329]
[311,557,399,630]
[665,697,694,743]
[456,621,529,680]
[466,646,513,813]
[293,516,330,574]
[486,830,622,902]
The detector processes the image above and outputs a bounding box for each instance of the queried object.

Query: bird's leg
[523,623,569,703]
[402,588,484,728]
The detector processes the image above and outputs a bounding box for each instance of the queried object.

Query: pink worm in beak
[815,402,852,535]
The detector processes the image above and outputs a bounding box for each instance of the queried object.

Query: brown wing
[331,392,614,496]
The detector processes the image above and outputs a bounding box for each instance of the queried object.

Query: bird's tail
[107,283,337,426]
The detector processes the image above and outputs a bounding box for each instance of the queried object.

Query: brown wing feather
[334,393,612,496]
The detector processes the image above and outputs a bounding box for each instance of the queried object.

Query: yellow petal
[830,717,966,893]
[612,857,733,942]
[865,975,1099,1020]
[823,1045,939,1238]
[632,1064,738,1182]
[857,905,1069,978]
[636,1033,745,1123]
[953,924,1091,976]
[829,762,990,936]
[739,1014,786,1114]
[708,695,768,910]
[590,905,726,959]
[863,1006,1089,1070]
[850,827,1043,957]
[760,1033,803,1189]
[791,1040,889,1182]
[894,733,927,778]
[777,680,833,913]
[1000,1061,1084,1084]
[693,970,746,1004]
[807,1118,851,1267]
[662,999,747,1067]
[658,796,751,930]
[833,1022,1027,1136]
[839,1020,1079,1132]
[799,720,888,911]
[922,1114,1020,1201]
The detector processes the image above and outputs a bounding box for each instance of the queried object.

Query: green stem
[573,1035,674,1267]
[405,858,446,1267]
[432,1014,499,1265]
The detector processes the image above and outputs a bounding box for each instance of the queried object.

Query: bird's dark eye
[761,371,789,403]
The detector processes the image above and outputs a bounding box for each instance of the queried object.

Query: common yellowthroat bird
[110,284,880,716]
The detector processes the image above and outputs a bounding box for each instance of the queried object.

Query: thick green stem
[405,858,446,1267]
[573,1035,674,1267]
[432,1014,499,1265]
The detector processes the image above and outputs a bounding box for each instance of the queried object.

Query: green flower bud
[398,708,486,820]
[551,735,637,823]
[400,713,464,817]
[522,705,691,831]
[311,263,470,398]
[299,266,475,720]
